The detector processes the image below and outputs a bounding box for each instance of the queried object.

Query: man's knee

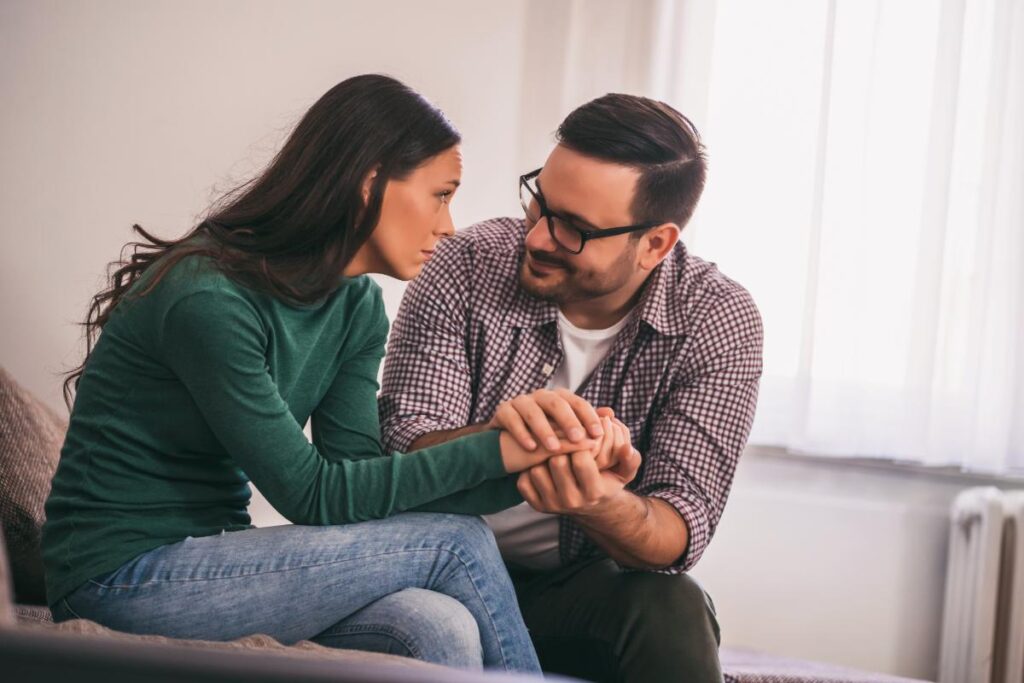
[613,571,720,647]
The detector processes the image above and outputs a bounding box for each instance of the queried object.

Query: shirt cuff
[382,417,453,453]
[643,488,712,574]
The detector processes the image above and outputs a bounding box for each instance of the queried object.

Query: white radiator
[939,487,1024,683]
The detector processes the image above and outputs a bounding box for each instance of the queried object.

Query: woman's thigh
[56,513,503,645]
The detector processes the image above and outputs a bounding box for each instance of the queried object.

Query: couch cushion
[15,603,53,625]
[0,367,67,605]
[12,618,440,670]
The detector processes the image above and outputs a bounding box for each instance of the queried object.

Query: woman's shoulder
[116,250,248,328]
[333,275,387,334]
[148,252,240,302]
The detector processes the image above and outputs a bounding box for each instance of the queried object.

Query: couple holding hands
[43,74,762,682]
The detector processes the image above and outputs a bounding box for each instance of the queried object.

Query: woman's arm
[159,287,527,525]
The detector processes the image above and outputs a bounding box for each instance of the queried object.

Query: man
[379,93,763,682]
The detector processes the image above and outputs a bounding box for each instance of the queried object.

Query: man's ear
[638,223,680,271]
[361,167,380,205]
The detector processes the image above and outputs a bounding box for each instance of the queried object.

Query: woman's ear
[361,167,380,204]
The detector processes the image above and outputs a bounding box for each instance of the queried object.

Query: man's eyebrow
[536,178,600,230]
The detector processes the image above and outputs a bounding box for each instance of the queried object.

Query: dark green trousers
[509,557,723,683]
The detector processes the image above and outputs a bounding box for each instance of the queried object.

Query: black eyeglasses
[518,168,660,254]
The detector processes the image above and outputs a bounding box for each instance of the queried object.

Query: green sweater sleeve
[158,287,508,525]
[310,296,390,463]
[410,476,524,515]
[310,294,524,516]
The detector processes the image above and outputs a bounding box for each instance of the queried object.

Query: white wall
[0,0,526,410]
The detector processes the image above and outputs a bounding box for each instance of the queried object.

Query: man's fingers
[527,461,558,504]
[610,446,643,482]
[512,395,560,452]
[570,450,604,503]
[548,455,584,509]
[494,403,537,451]
[536,393,587,442]
[517,472,545,511]
[556,389,604,438]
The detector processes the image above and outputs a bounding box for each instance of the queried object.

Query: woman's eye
[437,190,453,204]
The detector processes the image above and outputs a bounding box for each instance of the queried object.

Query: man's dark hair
[556,93,707,230]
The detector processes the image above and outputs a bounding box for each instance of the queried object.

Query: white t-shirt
[482,309,631,569]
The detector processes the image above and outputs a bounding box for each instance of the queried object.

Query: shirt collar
[633,241,688,337]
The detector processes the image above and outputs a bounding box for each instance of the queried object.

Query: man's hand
[489,388,607,453]
[516,417,642,516]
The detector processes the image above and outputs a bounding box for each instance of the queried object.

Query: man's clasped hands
[490,388,642,518]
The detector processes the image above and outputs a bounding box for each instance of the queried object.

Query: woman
[41,74,619,672]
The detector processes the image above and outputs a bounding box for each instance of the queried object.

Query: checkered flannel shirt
[379,217,763,573]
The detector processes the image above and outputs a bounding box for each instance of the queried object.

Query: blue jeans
[50,513,541,673]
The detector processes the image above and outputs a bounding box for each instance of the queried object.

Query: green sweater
[42,253,521,606]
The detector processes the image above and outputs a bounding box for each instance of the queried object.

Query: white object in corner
[939,487,1024,683]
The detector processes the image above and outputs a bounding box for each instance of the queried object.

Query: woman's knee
[406,589,483,668]
[343,588,483,669]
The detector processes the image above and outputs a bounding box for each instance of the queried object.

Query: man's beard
[519,247,635,305]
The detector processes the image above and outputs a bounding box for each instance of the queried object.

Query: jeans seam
[445,546,512,671]
[60,597,84,620]
[86,546,466,589]
[315,626,419,655]
[315,623,421,658]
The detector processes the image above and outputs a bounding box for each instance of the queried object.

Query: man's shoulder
[661,246,762,337]
[443,216,525,255]
[428,217,525,281]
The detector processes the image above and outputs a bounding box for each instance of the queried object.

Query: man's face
[519,145,644,305]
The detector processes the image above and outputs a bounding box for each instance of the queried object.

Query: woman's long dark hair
[62,74,460,410]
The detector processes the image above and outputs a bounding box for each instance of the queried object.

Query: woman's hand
[590,408,630,471]
[499,430,600,474]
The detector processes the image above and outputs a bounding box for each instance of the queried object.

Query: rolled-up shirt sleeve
[633,288,763,573]
[379,237,476,452]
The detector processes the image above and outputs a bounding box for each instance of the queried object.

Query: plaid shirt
[379,218,763,573]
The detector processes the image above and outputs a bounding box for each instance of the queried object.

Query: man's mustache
[527,250,571,269]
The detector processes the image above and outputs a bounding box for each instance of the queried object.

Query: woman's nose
[438,207,456,237]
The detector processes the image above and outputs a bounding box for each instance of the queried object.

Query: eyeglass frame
[518,168,662,254]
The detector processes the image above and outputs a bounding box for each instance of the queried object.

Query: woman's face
[355,145,462,280]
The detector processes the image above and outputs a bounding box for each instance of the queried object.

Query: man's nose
[524,217,558,252]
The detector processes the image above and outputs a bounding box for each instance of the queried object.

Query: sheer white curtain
[521,0,1024,474]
